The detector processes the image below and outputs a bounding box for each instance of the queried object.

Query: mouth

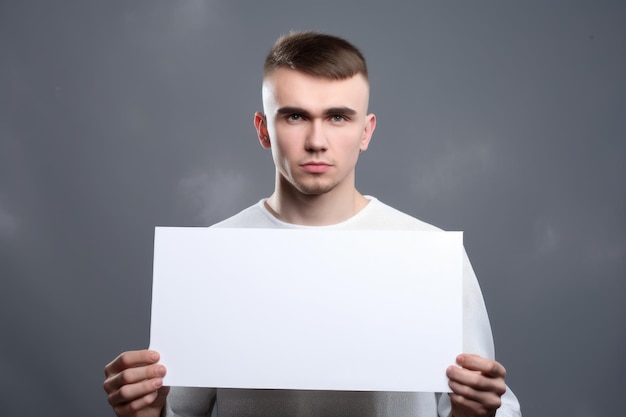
[300,162,332,174]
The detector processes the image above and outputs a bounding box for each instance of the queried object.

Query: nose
[304,120,328,152]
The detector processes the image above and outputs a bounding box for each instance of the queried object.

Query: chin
[293,181,337,196]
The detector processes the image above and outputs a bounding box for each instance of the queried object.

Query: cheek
[273,126,304,151]
[338,129,366,151]
[270,137,297,166]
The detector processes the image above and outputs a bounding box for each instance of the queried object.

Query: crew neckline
[257,196,379,229]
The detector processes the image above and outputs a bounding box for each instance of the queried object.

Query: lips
[300,162,332,173]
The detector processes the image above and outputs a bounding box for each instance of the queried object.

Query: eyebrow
[276,106,357,117]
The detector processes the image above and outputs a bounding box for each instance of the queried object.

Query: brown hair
[263,31,368,81]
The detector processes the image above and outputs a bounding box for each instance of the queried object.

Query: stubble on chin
[294,181,335,196]
[287,175,338,196]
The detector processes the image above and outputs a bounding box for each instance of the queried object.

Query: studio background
[1,1,624,416]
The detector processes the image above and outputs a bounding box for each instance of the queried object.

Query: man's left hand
[446,354,507,417]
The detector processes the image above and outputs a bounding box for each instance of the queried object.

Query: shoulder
[348,197,442,231]
[211,200,278,228]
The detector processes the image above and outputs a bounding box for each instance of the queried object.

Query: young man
[104,31,522,417]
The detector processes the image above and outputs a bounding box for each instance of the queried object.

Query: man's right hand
[103,350,169,417]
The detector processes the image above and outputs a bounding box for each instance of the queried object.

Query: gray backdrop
[1,1,624,416]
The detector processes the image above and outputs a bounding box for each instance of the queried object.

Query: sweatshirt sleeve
[437,251,522,416]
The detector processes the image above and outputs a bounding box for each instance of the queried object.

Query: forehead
[262,68,370,112]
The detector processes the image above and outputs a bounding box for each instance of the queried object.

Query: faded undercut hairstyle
[263,31,368,81]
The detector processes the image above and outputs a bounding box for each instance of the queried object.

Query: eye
[288,114,303,121]
[330,114,347,122]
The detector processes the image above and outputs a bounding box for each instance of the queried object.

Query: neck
[265,181,369,226]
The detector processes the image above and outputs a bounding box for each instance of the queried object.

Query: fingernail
[150,352,159,362]
[156,365,166,376]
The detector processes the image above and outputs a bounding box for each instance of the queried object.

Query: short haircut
[263,31,368,81]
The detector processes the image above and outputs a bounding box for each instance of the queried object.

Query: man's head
[262,31,368,82]
[255,32,376,200]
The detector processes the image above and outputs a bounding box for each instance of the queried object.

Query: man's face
[257,67,376,197]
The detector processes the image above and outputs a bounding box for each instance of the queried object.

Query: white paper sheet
[150,228,463,393]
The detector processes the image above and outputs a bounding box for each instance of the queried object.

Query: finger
[447,366,507,396]
[112,388,163,416]
[107,374,164,407]
[448,381,501,408]
[448,392,499,417]
[456,354,506,378]
[105,350,160,377]
[104,363,166,394]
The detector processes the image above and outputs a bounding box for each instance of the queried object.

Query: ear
[359,113,376,152]
[254,112,271,149]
